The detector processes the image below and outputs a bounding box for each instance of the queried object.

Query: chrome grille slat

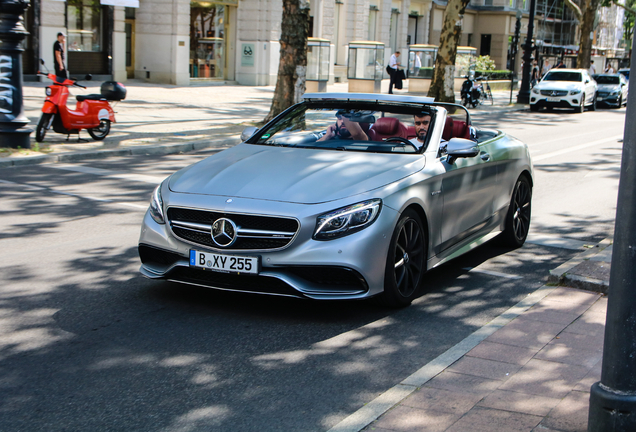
[167,207,300,251]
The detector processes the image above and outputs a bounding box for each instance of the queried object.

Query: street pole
[0,0,32,148]
[588,29,636,432]
[510,10,521,105]
[516,0,536,104]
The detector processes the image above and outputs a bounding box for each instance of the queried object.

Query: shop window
[67,0,103,52]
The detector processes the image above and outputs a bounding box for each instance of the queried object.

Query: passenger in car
[409,114,431,150]
[317,112,369,141]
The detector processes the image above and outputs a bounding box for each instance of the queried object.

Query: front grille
[168,267,301,297]
[540,90,568,96]
[598,91,610,97]
[167,207,299,251]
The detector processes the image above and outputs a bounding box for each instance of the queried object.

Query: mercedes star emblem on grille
[211,218,238,247]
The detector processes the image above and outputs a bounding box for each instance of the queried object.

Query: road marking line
[532,135,622,162]
[49,164,166,184]
[0,178,147,210]
[327,285,557,432]
[463,267,523,279]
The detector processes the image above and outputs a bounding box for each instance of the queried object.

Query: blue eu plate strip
[189,250,196,266]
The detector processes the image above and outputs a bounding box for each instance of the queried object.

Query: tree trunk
[428,0,471,102]
[576,0,601,69]
[263,0,310,124]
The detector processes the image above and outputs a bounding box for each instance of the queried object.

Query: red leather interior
[368,117,408,141]
[406,126,416,139]
[442,117,471,140]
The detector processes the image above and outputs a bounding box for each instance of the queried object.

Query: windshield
[249,101,448,154]
[594,75,620,85]
[544,71,582,82]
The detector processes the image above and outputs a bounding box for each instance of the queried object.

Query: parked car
[618,68,630,82]
[138,93,533,307]
[530,68,597,113]
[593,73,628,108]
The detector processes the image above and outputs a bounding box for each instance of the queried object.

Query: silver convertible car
[138,93,533,307]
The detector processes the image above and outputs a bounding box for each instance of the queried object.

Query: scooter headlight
[45,87,52,96]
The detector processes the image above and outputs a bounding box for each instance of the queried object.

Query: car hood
[597,84,621,92]
[168,143,426,204]
[535,81,583,91]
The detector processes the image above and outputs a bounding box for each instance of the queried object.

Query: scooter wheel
[36,113,52,143]
[88,120,111,141]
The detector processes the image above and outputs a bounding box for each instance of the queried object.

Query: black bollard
[0,0,32,148]
[587,31,636,432]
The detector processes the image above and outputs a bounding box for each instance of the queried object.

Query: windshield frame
[543,71,583,82]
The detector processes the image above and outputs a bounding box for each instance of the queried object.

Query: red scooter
[36,61,126,142]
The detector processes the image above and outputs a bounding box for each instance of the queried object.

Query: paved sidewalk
[1,80,526,167]
[328,243,612,432]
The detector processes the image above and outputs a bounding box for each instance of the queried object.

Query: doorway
[125,19,135,79]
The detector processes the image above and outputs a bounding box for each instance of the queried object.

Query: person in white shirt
[605,63,615,73]
[589,60,596,75]
[409,114,431,150]
[542,58,552,78]
[413,53,422,77]
[388,51,401,94]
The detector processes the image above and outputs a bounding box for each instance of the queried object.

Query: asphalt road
[0,106,625,431]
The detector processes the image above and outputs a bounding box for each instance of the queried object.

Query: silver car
[138,93,533,307]
[593,73,628,108]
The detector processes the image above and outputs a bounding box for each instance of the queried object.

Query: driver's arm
[342,117,369,141]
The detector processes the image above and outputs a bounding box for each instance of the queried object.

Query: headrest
[442,116,454,141]
[373,117,400,134]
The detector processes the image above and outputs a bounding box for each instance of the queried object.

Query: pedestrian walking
[542,58,552,78]
[589,60,596,75]
[53,32,67,80]
[531,60,539,87]
[388,50,401,94]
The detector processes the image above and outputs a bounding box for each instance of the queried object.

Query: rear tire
[378,209,427,308]
[500,176,532,248]
[87,120,111,141]
[35,113,52,142]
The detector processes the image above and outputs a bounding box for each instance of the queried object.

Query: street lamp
[0,0,32,148]
[516,0,536,104]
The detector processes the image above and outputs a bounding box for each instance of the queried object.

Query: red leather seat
[368,117,408,141]
[406,125,416,139]
[442,117,471,140]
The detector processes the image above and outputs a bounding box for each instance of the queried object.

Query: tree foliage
[263,0,310,124]
[601,0,636,49]
[428,0,472,102]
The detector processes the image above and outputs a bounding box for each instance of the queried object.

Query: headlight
[611,90,620,96]
[45,87,52,96]
[149,183,165,224]
[569,89,582,95]
[314,199,382,240]
[531,88,540,94]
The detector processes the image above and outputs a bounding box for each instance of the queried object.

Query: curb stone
[548,237,613,293]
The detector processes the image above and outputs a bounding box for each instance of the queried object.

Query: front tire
[576,94,585,113]
[500,176,532,248]
[618,95,623,108]
[36,113,53,142]
[379,209,426,308]
[590,94,597,111]
[530,104,539,112]
[88,120,111,141]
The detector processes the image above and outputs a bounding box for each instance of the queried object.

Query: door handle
[481,153,491,161]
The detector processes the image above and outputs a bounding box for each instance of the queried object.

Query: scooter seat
[76,94,106,102]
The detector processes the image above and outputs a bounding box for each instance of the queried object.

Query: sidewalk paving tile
[584,297,608,315]
[466,341,538,366]
[498,359,591,399]
[534,343,603,369]
[400,387,484,415]
[447,356,522,381]
[445,406,543,432]
[476,389,562,417]
[530,298,592,315]
[538,390,589,432]
[522,307,587,326]
[485,316,569,350]
[561,313,605,337]
[425,371,501,396]
[545,330,604,352]
[573,359,602,393]
[542,287,600,306]
[369,405,462,432]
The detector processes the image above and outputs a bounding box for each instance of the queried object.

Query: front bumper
[596,94,621,107]
[138,198,400,300]
[529,94,581,109]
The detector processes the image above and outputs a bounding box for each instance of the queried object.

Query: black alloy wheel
[88,119,111,141]
[380,209,426,307]
[35,113,53,142]
[500,176,532,248]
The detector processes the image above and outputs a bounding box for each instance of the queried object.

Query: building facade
[25,0,599,87]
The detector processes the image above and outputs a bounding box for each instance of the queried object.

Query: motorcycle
[460,75,483,108]
[35,60,126,142]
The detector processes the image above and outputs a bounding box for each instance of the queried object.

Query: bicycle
[477,77,494,105]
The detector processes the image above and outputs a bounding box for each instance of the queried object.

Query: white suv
[530,69,598,113]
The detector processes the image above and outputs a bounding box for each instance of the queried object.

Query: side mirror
[40,59,45,65]
[240,126,258,142]
[585,79,590,84]
[85,74,92,81]
[446,138,479,164]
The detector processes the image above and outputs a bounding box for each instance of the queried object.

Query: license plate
[190,250,259,274]
[546,97,561,102]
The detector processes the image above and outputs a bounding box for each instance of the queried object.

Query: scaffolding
[535,0,579,63]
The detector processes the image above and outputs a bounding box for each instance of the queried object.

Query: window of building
[67,0,103,52]
[190,2,227,79]
[389,9,399,53]
[368,7,378,41]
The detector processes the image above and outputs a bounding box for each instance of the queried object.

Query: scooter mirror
[85,74,93,81]
[40,59,45,65]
